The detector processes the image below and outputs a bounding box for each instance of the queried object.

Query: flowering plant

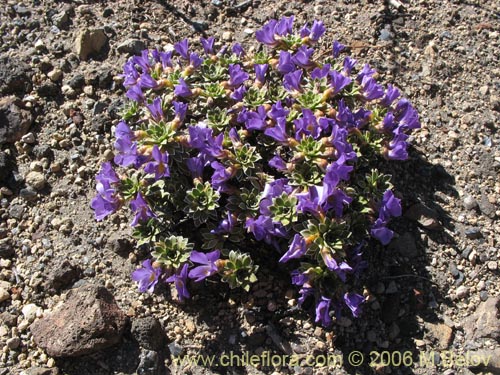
[91,17,419,326]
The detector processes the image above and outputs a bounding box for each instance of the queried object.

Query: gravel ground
[0,0,499,374]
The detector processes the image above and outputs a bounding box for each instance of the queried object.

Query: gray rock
[52,10,70,29]
[0,312,17,327]
[131,317,166,351]
[74,29,108,60]
[30,284,127,357]
[137,349,160,375]
[8,204,24,220]
[20,188,38,202]
[0,96,34,145]
[0,151,13,183]
[466,348,500,373]
[68,74,85,90]
[405,203,441,230]
[36,81,60,98]
[25,171,46,191]
[0,56,33,96]
[46,260,81,293]
[22,368,57,375]
[463,297,500,341]
[6,337,21,349]
[117,39,147,55]
[389,232,418,258]
[479,193,496,219]
[0,239,14,258]
[463,195,478,210]
[464,227,482,239]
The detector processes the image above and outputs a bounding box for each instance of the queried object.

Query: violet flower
[361,76,384,101]
[380,84,400,107]
[228,64,249,88]
[268,101,289,121]
[283,70,303,93]
[114,138,138,167]
[343,292,364,318]
[278,51,295,74]
[130,192,156,227]
[332,40,345,58]
[269,155,287,171]
[315,297,332,326]
[232,43,245,57]
[329,70,352,95]
[186,155,206,179]
[211,161,233,191]
[126,85,145,103]
[275,16,294,36]
[343,56,357,75]
[91,194,121,222]
[132,259,162,293]
[174,38,189,60]
[379,190,402,221]
[356,63,376,83]
[292,45,315,69]
[394,99,420,130]
[254,64,268,85]
[231,85,247,102]
[174,78,193,97]
[144,145,170,180]
[189,52,203,69]
[166,263,190,301]
[311,64,331,80]
[200,37,215,55]
[138,73,158,89]
[307,20,326,42]
[279,234,307,263]
[188,250,221,282]
[172,101,188,123]
[146,97,163,122]
[294,109,321,139]
[387,133,409,161]
[244,106,268,131]
[264,117,288,143]
[371,218,394,245]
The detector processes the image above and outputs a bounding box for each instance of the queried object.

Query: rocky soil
[0,0,499,374]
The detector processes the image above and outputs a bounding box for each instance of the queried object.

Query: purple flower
[211,161,233,191]
[200,37,215,55]
[159,51,173,69]
[320,248,352,281]
[323,188,352,217]
[269,155,287,171]
[144,145,170,180]
[268,101,289,121]
[291,270,309,286]
[122,61,140,87]
[114,138,138,167]
[91,194,121,221]
[172,101,188,123]
[132,259,162,293]
[279,234,307,263]
[315,297,332,326]
[228,64,249,88]
[245,215,274,241]
[382,112,397,132]
[311,64,331,80]
[231,85,247,102]
[292,46,315,69]
[294,109,321,139]
[174,78,193,97]
[394,99,420,130]
[131,50,151,71]
[189,52,203,69]
[96,161,120,185]
[386,133,409,160]
[278,51,295,74]
[275,16,294,36]
[264,117,288,143]
[254,64,268,85]
[138,73,158,89]
[186,155,206,179]
[332,40,345,58]
[343,292,364,318]
[361,76,384,101]
[356,63,376,83]
[296,185,327,217]
[380,84,400,107]
[371,218,394,245]
[232,43,245,57]
[244,106,268,131]
[306,20,326,42]
[115,121,134,140]
[329,70,352,95]
[130,192,156,227]
[174,38,189,60]
[211,212,236,235]
[379,190,402,221]
[283,70,303,93]
[126,85,145,103]
[343,56,357,75]
[146,97,163,122]
[188,250,220,282]
[298,286,314,306]
[166,264,190,301]
[324,158,353,189]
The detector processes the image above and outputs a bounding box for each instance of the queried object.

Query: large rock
[74,28,108,60]
[0,96,34,145]
[463,297,500,341]
[30,284,127,357]
[131,317,166,351]
[0,56,33,96]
